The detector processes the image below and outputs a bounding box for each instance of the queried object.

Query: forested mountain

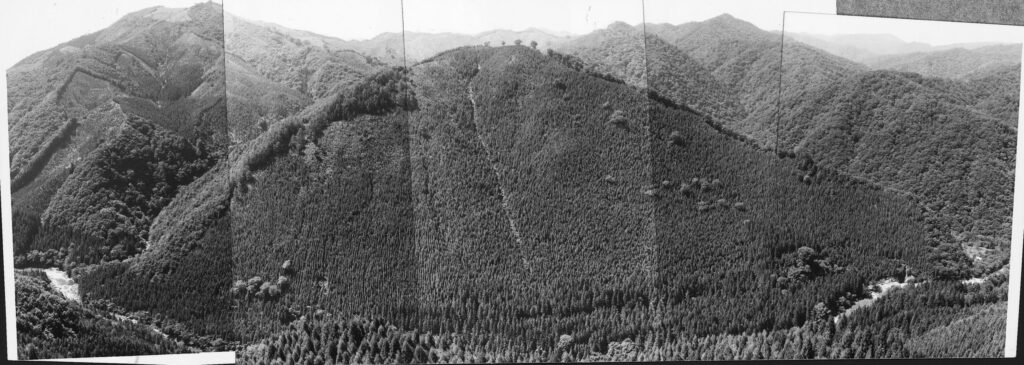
[8,2,226,273]
[777,69,1017,278]
[773,29,1019,282]
[967,62,1022,124]
[227,43,1005,363]
[637,13,1017,282]
[645,14,867,145]
[866,44,1021,79]
[552,21,648,87]
[73,4,412,353]
[7,3,237,359]
[223,12,406,143]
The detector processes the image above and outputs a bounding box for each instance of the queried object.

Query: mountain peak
[708,13,738,21]
[704,13,760,30]
[606,21,640,35]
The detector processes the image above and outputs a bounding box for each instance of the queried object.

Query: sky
[643,0,835,31]
[403,0,645,35]
[0,0,218,71]
[225,0,403,40]
[785,12,1024,46]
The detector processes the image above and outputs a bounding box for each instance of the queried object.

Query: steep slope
[223,13,410,144]
[412,45,927,352]
[966,62,1021,125]
[553,21,648,87]
[64,7,409,346]
[643,32,746,125]
[6,4,244,354]
[7,3,226,269]
[217,66,420,341]
[224,13,388,100]
[645,14,868,145]
[867,44,1022,79]
[777,70,1016,277]
[226,45,935,362]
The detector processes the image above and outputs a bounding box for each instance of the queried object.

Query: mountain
[555,21,745,125]
[866,44,1022,79]
[777,69,1016,275]
[225,42,943,361]
[645,14,867,145]
[229,18,406,66]
[552,21,647,87]
[7,3,225,268]
[966,62,1021,125]
[643,31,748,125]
[72,5,415,349]
[642,16,1016,276]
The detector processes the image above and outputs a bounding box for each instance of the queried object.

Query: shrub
[607,110,627,127]
[669,130,684,146]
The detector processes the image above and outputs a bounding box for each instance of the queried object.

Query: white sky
[785,12,1024,46]
[403,0,645,35]
[643,0,835,31]
[225,0,403,40]
[0,0,218,71]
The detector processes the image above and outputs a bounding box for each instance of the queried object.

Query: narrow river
[834,277,910,323]
[834,273,991,324]
[43,268,80,303]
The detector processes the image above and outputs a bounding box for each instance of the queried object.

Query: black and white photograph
[224,0,415,363]
[2,0,1023,363]
[2,0,232,362]
[779,12,1023,357]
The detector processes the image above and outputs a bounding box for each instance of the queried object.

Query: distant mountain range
[786,32,1003,63]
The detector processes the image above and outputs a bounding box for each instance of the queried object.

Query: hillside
[966,62,1021,125]
[223,44,986,362]
[554,21,746,132]
[224,12,401,143]
[777,70,1016,277]
[6,3,241,356]
[7,3,227,273]
[552,22,647,87]
[645,14,867,145]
